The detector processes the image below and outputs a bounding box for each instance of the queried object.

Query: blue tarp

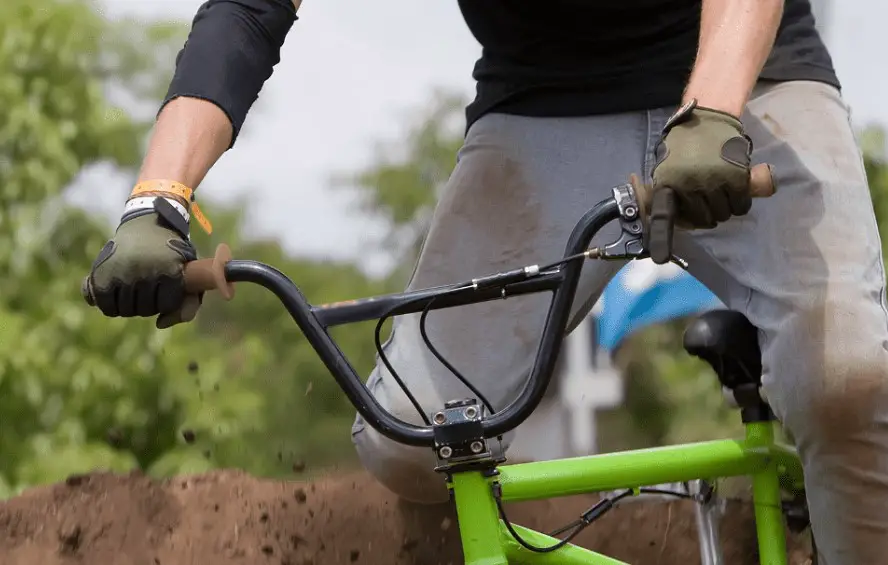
[594,260,723,351]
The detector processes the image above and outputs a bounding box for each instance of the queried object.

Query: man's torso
[457,0,839,128]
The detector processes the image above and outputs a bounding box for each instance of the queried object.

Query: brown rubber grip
[748,163,776,199]
[183,243,235,301]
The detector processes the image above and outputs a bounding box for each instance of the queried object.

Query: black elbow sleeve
[161,0,297,148]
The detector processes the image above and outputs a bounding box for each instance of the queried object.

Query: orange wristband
[129,180,213,234]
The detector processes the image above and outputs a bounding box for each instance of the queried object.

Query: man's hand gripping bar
[637,163,777,265]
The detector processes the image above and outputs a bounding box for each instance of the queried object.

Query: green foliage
[0,0,176,490]
[189,207,390,474]
[0,0,380,493]
[605,321,740,448]
[0,199,270,493]
[862,126,888,255]
[0,0,178,214]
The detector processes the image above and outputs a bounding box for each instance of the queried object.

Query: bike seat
[683,310,762,390]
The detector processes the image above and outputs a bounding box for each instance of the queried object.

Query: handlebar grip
[183,243,235,300]
[749,163,776,198]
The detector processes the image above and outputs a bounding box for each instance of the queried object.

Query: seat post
[732,383,775,424]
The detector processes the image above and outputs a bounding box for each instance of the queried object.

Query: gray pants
[351,80,888,565]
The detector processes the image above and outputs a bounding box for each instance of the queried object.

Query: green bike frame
[449,421,805,565]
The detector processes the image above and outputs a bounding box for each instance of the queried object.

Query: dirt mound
[0,469,812,565]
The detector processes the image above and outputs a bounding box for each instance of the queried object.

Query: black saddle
[683,309,762,391]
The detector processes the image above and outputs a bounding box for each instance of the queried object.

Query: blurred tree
[605,320,740,449]
[0,0,269,494]
[0,0,408,496]
[0,0,183,219]
[862,126,888,253]
[0,0,398,491]
[189,205,389,473]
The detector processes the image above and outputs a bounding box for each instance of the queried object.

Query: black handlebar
[215,196,621,447]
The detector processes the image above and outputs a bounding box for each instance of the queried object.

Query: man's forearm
[134,0,298,192]
[684,0,783,117]
[138,98,232,187]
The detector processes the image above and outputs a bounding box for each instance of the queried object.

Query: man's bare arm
[138,99,232,186]
[683,0,783,117]
[137,0,301,188]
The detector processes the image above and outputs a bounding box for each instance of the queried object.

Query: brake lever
[596,183,689,270]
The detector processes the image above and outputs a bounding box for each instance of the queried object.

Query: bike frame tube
[497,439,770,503]
[451,421,794,564]
[452,472,509,565]
[746,422,788,565]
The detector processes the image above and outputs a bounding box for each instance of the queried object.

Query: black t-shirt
[458,0,840,129]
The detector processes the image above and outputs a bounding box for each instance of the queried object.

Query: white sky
[87,0,886,275]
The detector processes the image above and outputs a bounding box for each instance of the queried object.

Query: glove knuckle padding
[166,238,198,261]
[91,241,116,271]
[720,135,752,168]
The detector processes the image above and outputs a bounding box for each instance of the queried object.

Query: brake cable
[494,483,695,553]
[373,250,597,426]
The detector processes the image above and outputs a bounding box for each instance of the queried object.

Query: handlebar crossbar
[194,198,620,447]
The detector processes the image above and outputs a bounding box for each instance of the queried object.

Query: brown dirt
[0,469,813,565]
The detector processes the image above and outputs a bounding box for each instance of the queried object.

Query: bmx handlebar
[183,166,775,448]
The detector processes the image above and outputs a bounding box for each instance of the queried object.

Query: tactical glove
[83,183,210,329]
[648,99,753,263]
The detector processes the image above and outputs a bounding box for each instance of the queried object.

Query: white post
[560,317,623,455]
